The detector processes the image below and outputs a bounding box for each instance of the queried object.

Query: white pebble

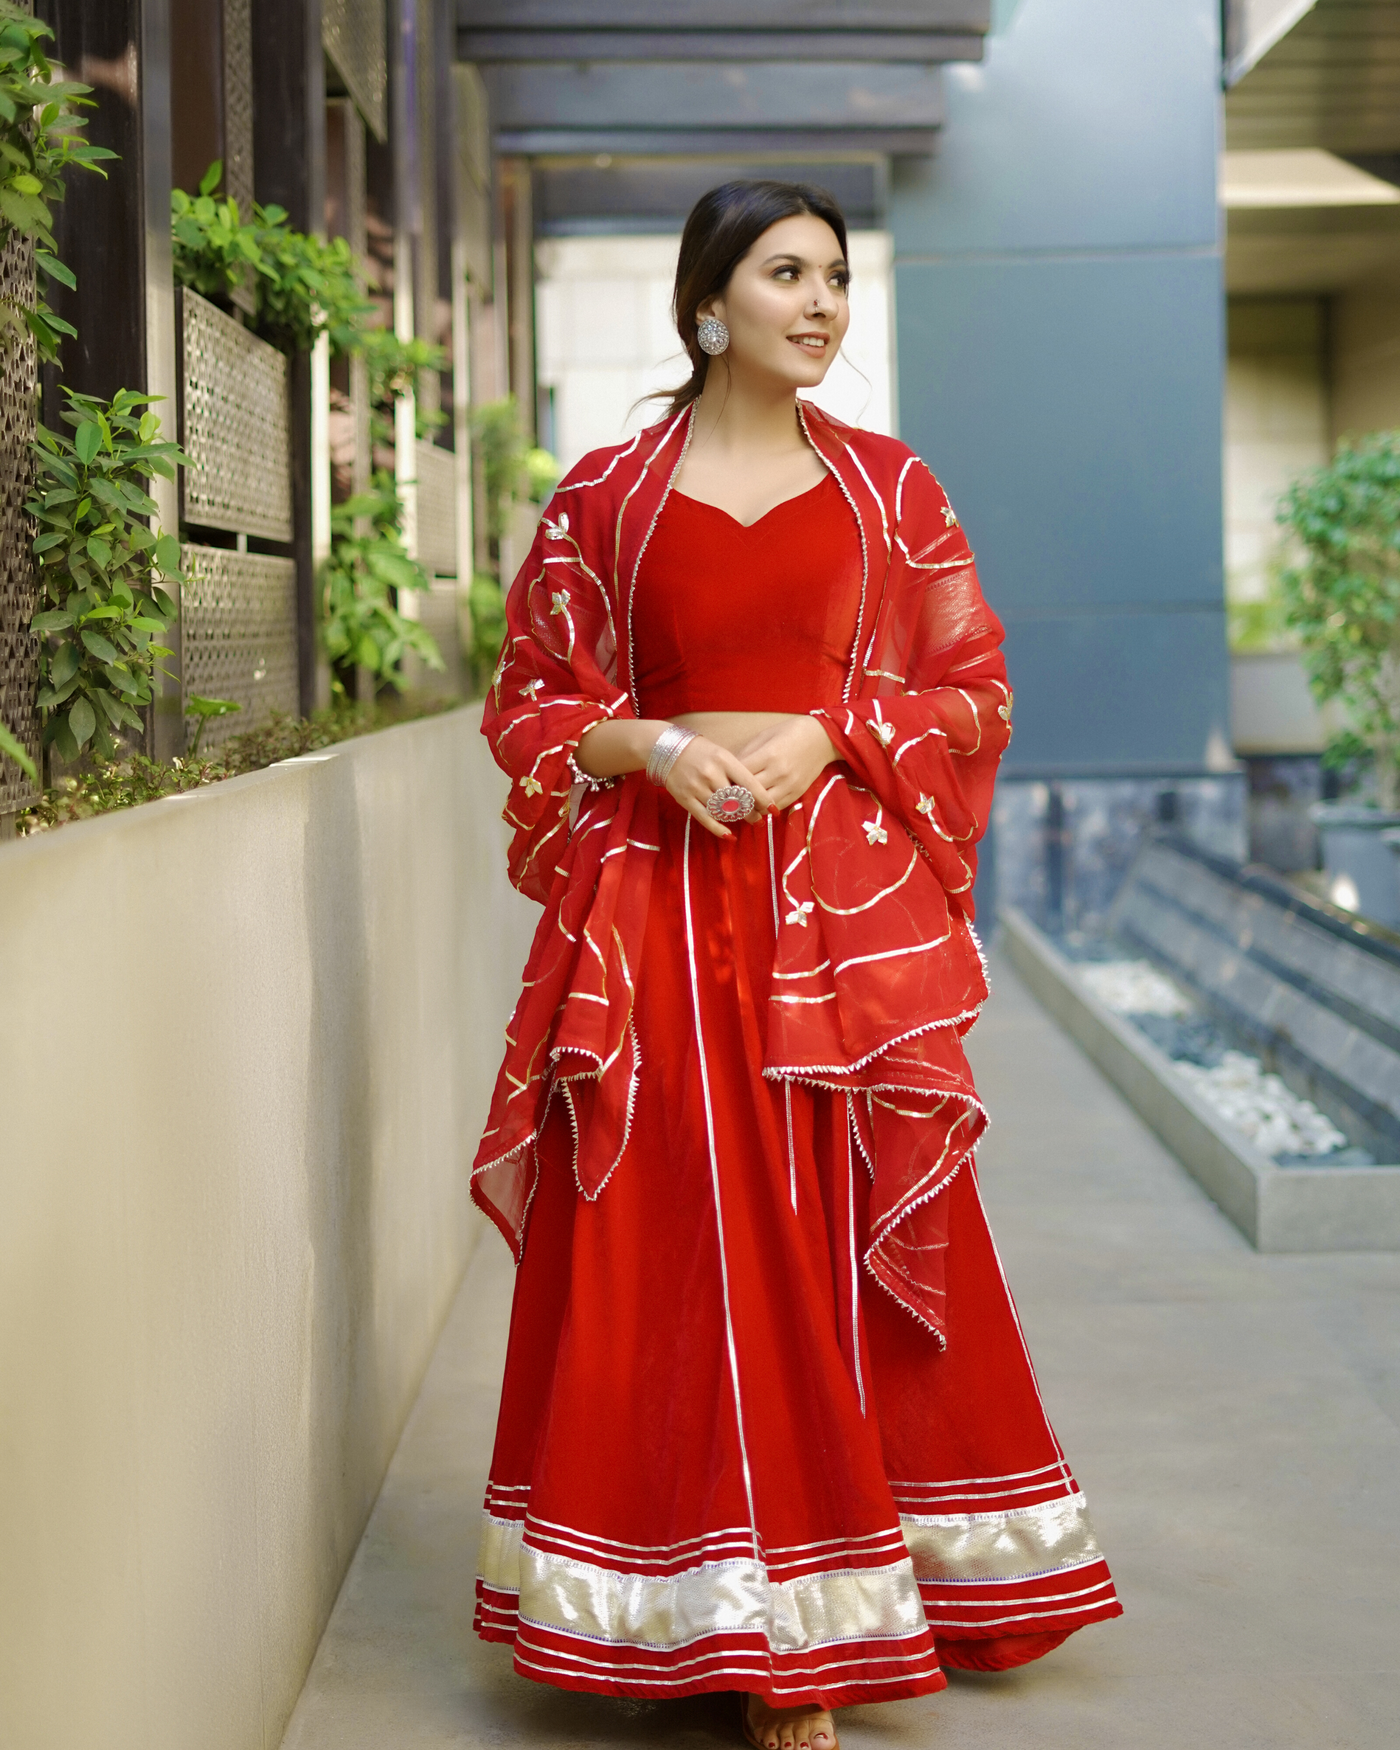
[1079,959,1193,1017]
[1174,1052,1347,1158]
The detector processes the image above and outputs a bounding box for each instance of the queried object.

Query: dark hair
[657,179,849,420]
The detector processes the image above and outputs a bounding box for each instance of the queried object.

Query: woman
[472,181,1120,1750]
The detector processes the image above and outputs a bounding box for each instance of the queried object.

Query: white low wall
[0,707,538,1750]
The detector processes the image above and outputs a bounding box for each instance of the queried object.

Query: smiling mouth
[789,334,829,351]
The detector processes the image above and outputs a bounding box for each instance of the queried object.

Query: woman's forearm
[574,718,667,778]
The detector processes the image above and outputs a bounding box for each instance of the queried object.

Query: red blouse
[632,472,862,718]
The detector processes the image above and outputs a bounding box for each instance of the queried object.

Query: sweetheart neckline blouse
[669,473,832,530]
[632,470,862,719]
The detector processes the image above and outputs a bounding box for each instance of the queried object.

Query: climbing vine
[171,161,373,357]
[28,388,188,763]
[320,474,443,691]
[0,3,114,359]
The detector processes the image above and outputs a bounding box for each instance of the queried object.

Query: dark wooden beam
[534,160,884,237]
[459,30,984,63]
[251,0,324,715]
[498,128,939,157]
[38,0,148,409]
[251,0,325,232]
[484,60,946,134]
[458,2,989,25]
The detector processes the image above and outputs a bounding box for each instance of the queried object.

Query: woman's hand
[571,717,773,840]
[665,735,774,840]
[738,716,838,812]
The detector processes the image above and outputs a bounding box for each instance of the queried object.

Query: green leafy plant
[27,387,188,763]
[468,571,507,676]
[1227,584,1294,654]
[321,474,443,690]
[471,396,557,539]
[1277,430,1400,809]
[0,714,34,779]
[15,696,461,835]
[0,3,115,359]
[187,693,240,756]
[361,324,448,443]
[171,162,373,356]
[253,209,372,355]
[169,162,261,304]
[467,398,558,680]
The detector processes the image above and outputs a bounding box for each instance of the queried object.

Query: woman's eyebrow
[760,252,850,270]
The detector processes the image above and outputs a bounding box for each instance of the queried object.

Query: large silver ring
[706,785,755,823]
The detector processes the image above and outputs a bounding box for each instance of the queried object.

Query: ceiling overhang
[1223,0,1400,294]
[534,158,886,238]
[1224,0,1400,154]
[458,30,986,64]
[483,61,946,159]
[459,2,988,160]
[458,1,990,65]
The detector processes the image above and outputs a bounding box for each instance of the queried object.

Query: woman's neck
[689,364,806,457]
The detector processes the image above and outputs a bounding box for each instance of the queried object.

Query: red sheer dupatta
[474,404,1011,1344]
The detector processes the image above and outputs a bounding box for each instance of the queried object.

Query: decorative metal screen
[414,440,458,575]
[323,0,388,142]
[222,0,254,215]
[0,229,38,814]
[180,289,293,542]
[181,546,299,749]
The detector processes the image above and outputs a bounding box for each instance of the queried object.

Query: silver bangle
[567,751,616,792]
[646,724,696,787]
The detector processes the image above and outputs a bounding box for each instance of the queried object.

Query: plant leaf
[0,720,35,780]
[50,640,79,684]
[67,695,96,747]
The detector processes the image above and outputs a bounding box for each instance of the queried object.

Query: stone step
[1112,839,1400,1164]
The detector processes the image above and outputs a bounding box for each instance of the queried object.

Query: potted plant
[1277,431,1400,925]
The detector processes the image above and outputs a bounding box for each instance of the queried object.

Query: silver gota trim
[900,1492,1104,1581]
[478,1492,1106,1652]
[479,1517,928,1653]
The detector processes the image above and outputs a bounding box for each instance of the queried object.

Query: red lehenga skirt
[474,797,1121,1708]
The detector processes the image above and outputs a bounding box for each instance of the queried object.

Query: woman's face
[699,213,850,391]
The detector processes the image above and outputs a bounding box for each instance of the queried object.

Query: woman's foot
[743,1693,838,1750]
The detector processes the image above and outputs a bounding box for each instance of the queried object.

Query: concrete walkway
[279,951,1400,1750]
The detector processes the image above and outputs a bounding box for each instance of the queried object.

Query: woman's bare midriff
[671,709,797,755]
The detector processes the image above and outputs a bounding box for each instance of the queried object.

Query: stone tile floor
[279,950,1400,1750]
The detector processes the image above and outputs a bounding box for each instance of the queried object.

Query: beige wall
[1331,278,1400,440]
[0,708,537,1750]
[1225,296,1329,617]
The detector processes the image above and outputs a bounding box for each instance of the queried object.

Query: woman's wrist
[573,717,674,779]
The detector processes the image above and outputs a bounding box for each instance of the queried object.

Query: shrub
[1277,432,1400,808]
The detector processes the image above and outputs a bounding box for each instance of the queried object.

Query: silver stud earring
[697,316,729,356]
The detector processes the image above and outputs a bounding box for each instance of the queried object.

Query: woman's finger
[664,738,735,837]
[688,800,732,839]
[718,752,775,815]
